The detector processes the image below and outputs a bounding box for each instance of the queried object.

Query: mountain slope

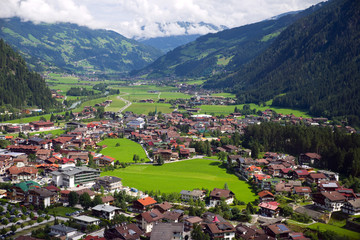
[0,18,163,74]
[205,0,360,120]
[0,39,55,109]
[139,35,201,53]
[133,7,320,79]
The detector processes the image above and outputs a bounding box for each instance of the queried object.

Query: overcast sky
[1,0,324,39]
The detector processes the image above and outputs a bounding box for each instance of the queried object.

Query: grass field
[29,129,64,136]
[104,95,126,112]
[126,103,173,115]
[101,159,257,203]
[307,223,360,240]
[98,138,148,162]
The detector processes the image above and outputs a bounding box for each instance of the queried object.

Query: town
[0,97,359,240]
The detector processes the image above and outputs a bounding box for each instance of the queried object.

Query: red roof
[258,190,274,198]
[258,201,279,210]
[137,196,157,207]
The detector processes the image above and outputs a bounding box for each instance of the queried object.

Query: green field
[307,223,360,240]
[101,159,257,203]
[126,103,173,115]
[98,138,148,162]
[105,96,127,112]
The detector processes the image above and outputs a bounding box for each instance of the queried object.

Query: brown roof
[267,224,291,235]
[185,216,203,224]
[141,209,164,223]
[163,211,182,221]
[8,166,38,175]
[210,188,234,199]
[206,221,235,234]
[75,188,95,196]
[155,201,172,211]
[322,191,346,202]
[294,187,312,193]
[113,223,143,240]
[258,190,274,198]
[304,153,321,159]
[102,196,115,203]
[308,173,327,179]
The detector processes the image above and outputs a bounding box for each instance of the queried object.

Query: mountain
[139,35,201,53]
[138,22,228,53]
[133,7,320,79]
[0,39,55,109]
[204,0,360,121]
[0,18,163,74]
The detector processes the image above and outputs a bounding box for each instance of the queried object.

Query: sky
[0,0,324,39]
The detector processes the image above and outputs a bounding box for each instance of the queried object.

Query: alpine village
[0,0,360,240]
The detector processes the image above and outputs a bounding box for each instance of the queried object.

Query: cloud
[0,0,324,39]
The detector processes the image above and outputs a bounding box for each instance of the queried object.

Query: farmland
[101,158,257,203]
[98,138,148,163]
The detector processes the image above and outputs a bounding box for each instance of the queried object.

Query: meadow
[98,138,148,162]
[126,103,173,115]
[101,158,257,203]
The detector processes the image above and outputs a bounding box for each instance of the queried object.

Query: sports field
[98,138,148,162]
[101,158,257,203]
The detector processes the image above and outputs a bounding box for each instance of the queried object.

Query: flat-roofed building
[51,166,100,188]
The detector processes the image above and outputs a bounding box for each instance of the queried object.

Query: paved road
[117,93,132,113]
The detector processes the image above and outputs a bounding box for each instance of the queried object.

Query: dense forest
[204,0,360,122]
[243,122,360,177]
[0,39,55,109]
[133,4,321,78]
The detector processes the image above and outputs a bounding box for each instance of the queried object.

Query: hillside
[0,39,55,109]
[133,6,321,79]
[0,18,163,74]
[139,35,201,53]
[204,0,360,121]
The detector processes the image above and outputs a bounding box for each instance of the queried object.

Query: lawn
[29,129,65,136]
[51,206,81,217]
[104,95,126,112]
[307,223,360,240]
[98,138,148,163]
[126,103,173,115]
[101,159,257,203]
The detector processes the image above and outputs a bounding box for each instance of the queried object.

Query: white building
[51,166,100,188]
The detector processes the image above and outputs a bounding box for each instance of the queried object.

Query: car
[16,222,21,225]
[66,213,70,216]
[17,214,22,217]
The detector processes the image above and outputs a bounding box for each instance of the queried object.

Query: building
[258,202,280,218]
[96,155,115,166]
[258,190,275,202]
[150,223,184,240]
[51,166,100,188]
[73,216,100,227]
[95,176,122,192]
[180,190,205,201]
[92,204,121,220]
[132,196,157,212]
[127,118,145,129]
[342,198,360,215]
[138,209,164,233]
[312,191,346,212]
[205,221,236,240]
[184,216,202,232]
[9,181,41,202]
[293,187,312,198]
[299,153,322,167]
[265,224,291,239]
[104,223,143,240]
[27,188,58,208]
[209,188,235,207]
[8,166,38,182]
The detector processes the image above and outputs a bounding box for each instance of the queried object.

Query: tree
[10,224,17,233]
[217,151,227,163]
[191,224,210,240]
[79,192,92,210]
[93,195,103,207]
[246,202,255,214]
[68,191,79,207]
[157,155,164,165]
[100,186,105,196]
[224,183,229,190]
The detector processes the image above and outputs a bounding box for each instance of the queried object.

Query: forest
[0,39,56,109]
[242,122,360,177]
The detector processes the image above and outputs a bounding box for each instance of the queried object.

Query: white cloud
[0,0,325,39]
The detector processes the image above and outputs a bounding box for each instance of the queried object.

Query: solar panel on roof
[128,229,136,235]
[149,212,158,218]
[278,224,289,232]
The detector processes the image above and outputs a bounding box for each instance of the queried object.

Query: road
[117,93,132,113]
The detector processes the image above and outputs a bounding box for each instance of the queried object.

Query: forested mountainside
[204,0,360,121]
[0,39,55,109]
[133,5,321,79]
[0,18,163,74]
[139,34,201,53]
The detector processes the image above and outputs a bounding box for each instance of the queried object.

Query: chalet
[264,224,292,239]
[184,216,202,232]
[8,166,38,182]
[312,191,346,212]
[27,188,58,208]
[180,189,205,201]
[267,164,285,177]
[209,188,235,207]
[67,152,89,164]
[299,153,322,167]
[101,196,115,205]
[293,169,309,180]
[9,180,40,202]
[96,155,115,166]
[318,181,341,191]
[95,176,122,192]
[154,202,172,213]
[7,145,39,155]
[30,121,54,131]
[92,204,121,220]
[342,198,360,215]
[235,224,271,240]
[258,202,280,218]
[153,149,173,161]
[179,148,190,158]
[104,223,143,240]
[223,145,238,153]
[306,173,328,185]
[258,190,275,202]
[163,210,183,223]
[293,187,312,198]
[150,222,184,240]
[75,188,96,200]
[138,209,164,233]
[204,221,236,240]
[132,196,157,213]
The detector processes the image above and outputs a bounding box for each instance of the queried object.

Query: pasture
[126,103,173,115]
[98,138,148,163]
[101,158,257,203]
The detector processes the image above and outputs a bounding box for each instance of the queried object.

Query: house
[9,180,41,202]
[50,225,84,240]
[312,191,346,212]
[235,224,272,240]
[205,221,236,240]
[267,164,285,177]
[92,204,121,220]
[153,149,173,161]
[51,166,100,188]
[95,176,122,192]
[104,223,143,240]
[258,190,275,202]
[306,173,328,185]
[318,181,341,191]
[299,153,322,167]
[179,148,190,158]
[150,222,184,240]
[209,188,235,207]
[293,187,312,198]
[102,196,115,205]
[132,196,157,212]
[293,170,309,180]
[73,215,100,227]
[184,216,203,232]
[8,166,38,182]
[264,224,292,239]
[75,188,96,200]
[31,121,54,131]
[138,209,164,233]
[342,198,360,215]
[163,210,183,223]
[27,188,58,208]
[258,202,280,218]
[180,189,205,201]
[127,118,145,129]
[154,202,172,213]
[96,155,115,166]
